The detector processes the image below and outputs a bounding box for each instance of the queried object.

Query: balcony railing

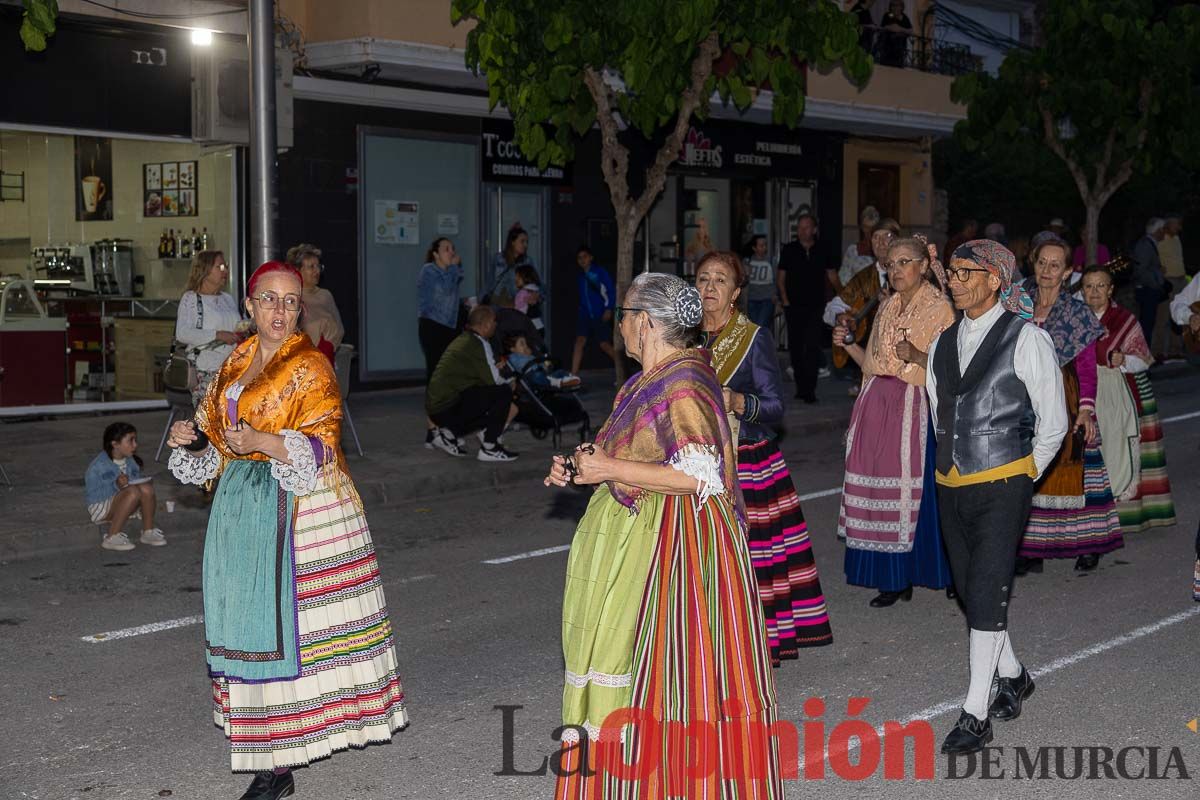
[860,28,978,76]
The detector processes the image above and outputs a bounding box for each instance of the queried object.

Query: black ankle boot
[1074,553,1101,572]
[869,586,913,607]
[239,770,294,800]
[1014,556,1043,576]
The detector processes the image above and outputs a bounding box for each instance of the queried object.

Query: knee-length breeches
[937,477,1034,630]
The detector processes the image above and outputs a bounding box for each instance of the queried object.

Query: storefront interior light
[191,29,213,46]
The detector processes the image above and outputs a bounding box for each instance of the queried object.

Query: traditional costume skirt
[1114,371,1175,531]
[1020,365,1123,559]
[737,438,833,663]
[556,487,783,799]
[839,376,950,589]
[844,409,952,592]
[204,460,407,772]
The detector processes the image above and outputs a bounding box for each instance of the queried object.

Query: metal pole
[248,0,277,268]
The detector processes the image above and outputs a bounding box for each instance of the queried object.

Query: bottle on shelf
[191,228,201,254]
[200,227,210,251]
[157,229,168,259]
[180,230,192,260]
[167,229,177,258]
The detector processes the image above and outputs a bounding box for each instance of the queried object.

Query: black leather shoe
[239,770,294,800]
[869,586,913,607]
[941,710,993,754]
[989,666,1035,721]
[945,586,958,600]
[1074,553,1100,572]
[1014,556,1043,576]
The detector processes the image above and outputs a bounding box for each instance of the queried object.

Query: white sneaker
[102,532,136,551]
[476,430,505,447]
[140,528,167,546]
[818,367,831,378]
[431,430,467,457]
[477,443,519,462]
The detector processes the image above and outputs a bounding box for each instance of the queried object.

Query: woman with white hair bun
[545,272,783,796]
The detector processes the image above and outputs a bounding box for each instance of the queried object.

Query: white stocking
[996,631,1022,679]
[963,628,1004,721]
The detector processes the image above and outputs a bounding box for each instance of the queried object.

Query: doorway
[482,184,550,333]
[858,162,901,224]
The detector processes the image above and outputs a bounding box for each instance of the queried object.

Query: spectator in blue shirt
[418,237,466,447]
[571,245,617,374]
[84,421,165,551]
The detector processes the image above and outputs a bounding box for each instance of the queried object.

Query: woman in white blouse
[175,250,242,407]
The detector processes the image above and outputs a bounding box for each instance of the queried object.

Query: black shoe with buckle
[869,586,913,607]
[941,710,993,754]
[1074,553,1100,572]
[989,666,1035,721]
[238,770,295,800]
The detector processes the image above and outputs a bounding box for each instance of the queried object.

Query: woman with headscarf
[1079,264,1175,532]
[545,272,782,797]
[696,251,832,664]
[834,235,957,607]
[166,261,407,799]
[1016,234,1123,574]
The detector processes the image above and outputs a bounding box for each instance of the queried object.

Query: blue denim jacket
[417,262,464,328]
[84,451,142,505]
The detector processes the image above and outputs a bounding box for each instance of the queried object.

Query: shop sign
[481,119,573,185]
[673,121,819,178]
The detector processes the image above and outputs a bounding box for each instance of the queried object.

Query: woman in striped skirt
[168,261,406,800]
[697,251,833,664]
[1079,264,1176,532]
[546,273,782,798]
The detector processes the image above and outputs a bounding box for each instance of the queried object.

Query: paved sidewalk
[0,364,862,562]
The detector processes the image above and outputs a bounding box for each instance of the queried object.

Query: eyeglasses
[214,262,228,271]
[883,257,924,271]
[252,291,301,311]
[1035,258,1067,270]
[615,306,650,325]
[946,266,990,283]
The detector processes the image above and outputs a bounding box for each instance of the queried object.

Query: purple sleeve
[1075,342,1097,411]
[743,331,784,426]
[308,436,330,466]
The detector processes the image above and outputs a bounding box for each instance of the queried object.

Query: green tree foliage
[18,0,58,51]
[451,0,870,343]
[952,0,1200,263]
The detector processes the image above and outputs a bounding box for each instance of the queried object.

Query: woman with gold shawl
[696,250,832,664]
[545,272,782,798]
[833,236,957,608]
[166,261,407,799]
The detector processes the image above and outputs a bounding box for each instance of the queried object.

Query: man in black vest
[926,241,1068,754]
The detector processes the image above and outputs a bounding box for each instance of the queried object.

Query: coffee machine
[91,239,133,296]
[32,239,133,295]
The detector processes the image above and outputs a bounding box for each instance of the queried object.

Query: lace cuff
[270,429,319,496]
[668,443,724,505]
[168,445,220,485]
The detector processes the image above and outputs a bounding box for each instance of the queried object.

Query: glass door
[481,185,550,335]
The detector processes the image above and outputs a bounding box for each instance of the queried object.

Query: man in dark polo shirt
[776,213,837,402]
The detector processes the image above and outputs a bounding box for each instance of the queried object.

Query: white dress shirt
[822,263,887,326]
[926,300,1068,480]
[1169,275,1200,326]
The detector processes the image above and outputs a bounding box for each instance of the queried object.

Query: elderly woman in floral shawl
[1017,233,1123,574]
[834,235,957,608]
[167,261,407,799]
[545,272,782,799]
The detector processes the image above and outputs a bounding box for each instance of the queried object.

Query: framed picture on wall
[74,136,114,221]
[143,160,198,217]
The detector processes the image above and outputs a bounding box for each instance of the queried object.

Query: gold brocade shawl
[862,280,954,387]
[196,331,344,476]
[595,349,744,523]
[706,312,758,385]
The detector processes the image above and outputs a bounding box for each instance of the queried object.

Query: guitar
[832,292,883,368]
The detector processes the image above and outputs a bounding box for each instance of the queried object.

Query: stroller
[508,348,592,450]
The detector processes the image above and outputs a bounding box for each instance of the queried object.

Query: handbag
[162,292,204,392]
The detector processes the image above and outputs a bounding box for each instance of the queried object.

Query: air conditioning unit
[192,40,294,148]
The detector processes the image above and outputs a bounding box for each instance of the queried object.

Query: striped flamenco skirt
[738,438,833,664]
[1019,439,1124,559]
[208,464,408,772]
[1116,371,1176,531]
[556,490,783,799]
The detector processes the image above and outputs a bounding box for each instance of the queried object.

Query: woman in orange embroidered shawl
[544,273,782,799]
[166,262,406,797]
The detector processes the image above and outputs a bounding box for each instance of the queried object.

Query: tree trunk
[1084,201,1100,266]
[612,209,638,383]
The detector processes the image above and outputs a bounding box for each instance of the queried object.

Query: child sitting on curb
[84,422,166,551]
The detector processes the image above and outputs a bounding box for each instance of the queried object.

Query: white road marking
[829,605,1200,759]
[391,573,436,586]
[1162,410,1200,424]
[81,615,203,644]
[798,487,843,501]
[483,544,572,565]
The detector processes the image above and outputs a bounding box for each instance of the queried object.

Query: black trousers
[785,305,824,399]
[419,317,459,382]
[937,476,1033,631]
[430,384,512,443]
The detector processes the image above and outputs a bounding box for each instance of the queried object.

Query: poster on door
[374,200,420,245]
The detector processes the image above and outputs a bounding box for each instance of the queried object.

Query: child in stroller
[502,334,590,448]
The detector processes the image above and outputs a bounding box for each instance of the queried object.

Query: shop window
[858,162,900,223]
